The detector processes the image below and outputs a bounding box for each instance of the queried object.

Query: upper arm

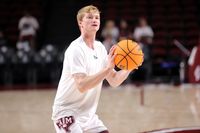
[67,46,87,75]
[67,46,87,91]
[72,73,87,84]
[72,73,87,93]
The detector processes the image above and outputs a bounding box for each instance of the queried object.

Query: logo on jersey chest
[93,55,98,59]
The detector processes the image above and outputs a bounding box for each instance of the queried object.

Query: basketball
[114,39,144,70]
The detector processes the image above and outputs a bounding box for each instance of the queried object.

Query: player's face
[80,12,100,32]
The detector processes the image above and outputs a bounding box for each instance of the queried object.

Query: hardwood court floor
[0,84,199,133]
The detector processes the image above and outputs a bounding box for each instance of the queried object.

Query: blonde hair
[77,5,100,24]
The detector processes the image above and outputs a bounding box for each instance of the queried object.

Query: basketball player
[52,5,132,133]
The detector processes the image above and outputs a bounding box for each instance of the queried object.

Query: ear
[78,21,82,27]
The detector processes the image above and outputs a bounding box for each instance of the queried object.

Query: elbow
[110,84,119,88]
[107,78,120,88]
[109,82,120,88]
[78,87,87,93]
[76,83,88,93]
[109,79,125,88]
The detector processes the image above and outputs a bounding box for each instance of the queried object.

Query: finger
[109,46,116,56]
[108,48,114,57]
[109,45,115,51]
[109,45,116,53]
[111,53,117,61]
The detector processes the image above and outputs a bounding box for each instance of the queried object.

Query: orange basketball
[114,39,144,70]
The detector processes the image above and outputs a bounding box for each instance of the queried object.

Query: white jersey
[52,36,107,124]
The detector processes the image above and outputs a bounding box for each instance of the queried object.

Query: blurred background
[0,0,199,87]
[0,0,200,133]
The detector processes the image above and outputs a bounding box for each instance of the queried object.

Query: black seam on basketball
[116,54,127,66]
[117,45,128,55]
[118,45,133,58]
[127,43,143,62]
[116,46,129,66]
[127,40,132,53]
[127,41,137,53]
[116,54,138,69]
[118,43,138,58]
[116,54,128,69]
[127,40,143,55]
[126,56,128,69]
[130,48,143,56]
[130,49,143,55]
[126,41,143,65]
[128,55,138,66]
[117,44,139,66]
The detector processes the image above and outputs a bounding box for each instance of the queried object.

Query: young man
[52,5,132,133]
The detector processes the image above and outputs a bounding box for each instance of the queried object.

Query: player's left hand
[107,45,116,70]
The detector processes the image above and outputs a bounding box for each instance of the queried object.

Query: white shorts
[53,114,107,133]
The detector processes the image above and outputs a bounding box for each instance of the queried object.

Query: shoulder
[65,37,84,55]
[95,40,105,49]
[95,40,107,53]
[70,36,85,50]
[95,40,102,45]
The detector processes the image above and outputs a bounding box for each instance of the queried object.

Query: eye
[87,15,93,19]
[95,16,99,19]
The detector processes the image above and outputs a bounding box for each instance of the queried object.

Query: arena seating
[0,0,199,85]
[96,0,199,82]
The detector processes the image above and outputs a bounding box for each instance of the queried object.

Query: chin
[95,27,100,31]
[90,28,99,32]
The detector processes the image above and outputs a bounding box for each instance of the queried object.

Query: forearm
[73,45,117,92]
[107,70,131,87]
[73,67,112,93]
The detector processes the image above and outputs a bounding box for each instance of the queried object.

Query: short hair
[77,5,100,24]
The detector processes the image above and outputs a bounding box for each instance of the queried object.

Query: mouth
[92,24,98,27]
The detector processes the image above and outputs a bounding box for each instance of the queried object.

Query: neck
[82,32,96,49]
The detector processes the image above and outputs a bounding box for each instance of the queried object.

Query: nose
[93,19,99,24]
[92,21,97,26]
[92,18,97,22]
